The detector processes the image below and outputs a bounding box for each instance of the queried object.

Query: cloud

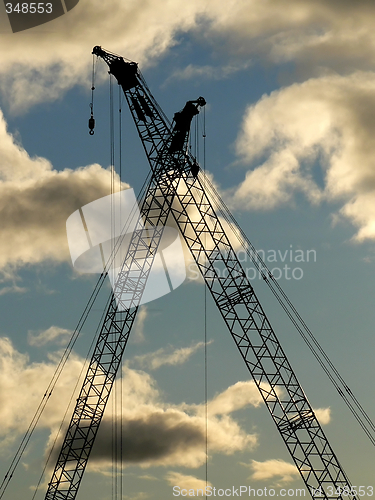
[0,333,331,480]
[0,340,255,474]
[190,380,283,420]
[75,364,257,471]
[132,341,212,370]
[0,0,208,112]
[314,407,331,425]
[0,108,127,276]
[165,472,211,494]
[90,409,206,468]
[0,337,83,443]
[137,475,159,481]
[231,71,375,240]
[165,61,252,84]
[46,360,258,472]
[27,326,73,347]
[0,266,27,295]
[122,494,149,500]
[2,1,375,111]
[87,409,256,470]
[131,305,148,343]
[1,331,326,476]
[208,381,263,415]
[208,0,375,73]
[0,335,300,476]
[0,284,27,295]
[244,458,299,484]
[0,335,304,481]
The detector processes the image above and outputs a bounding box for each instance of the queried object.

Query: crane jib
[43,47,360,500]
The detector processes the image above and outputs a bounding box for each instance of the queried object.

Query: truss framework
[44,48,358,500]
[45,79,191,499]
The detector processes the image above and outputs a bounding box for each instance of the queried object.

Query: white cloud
[0,108,127,277]
[3,336,324,477]
[0,266,27,295]
[208,0,375,72]
[131,305,148,343]
[0,337,83,442]
[2,1,375,111]
[0,0,209,112]
[132,341,212,370]
[0,284,26,295]
[28,326,73,347]
[138,475,159,481]
[208,381,263,415]
[314,407,331,425]
[244,458,299,484]
[165,61,252,84]
[231,71,375,240]
[0,339,257,472]
[83,365,257,471]
[165,472,211,495]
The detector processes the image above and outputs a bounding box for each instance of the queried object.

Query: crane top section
[92,46,206,160]
[92,45,139,90]
[169,97,206,153]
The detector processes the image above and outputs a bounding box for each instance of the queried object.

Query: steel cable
[198,169,375,446]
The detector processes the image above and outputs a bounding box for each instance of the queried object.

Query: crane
[44,46,359,500]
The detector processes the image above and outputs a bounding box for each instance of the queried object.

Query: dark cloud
[0,109,128,271]
[45,371,259,471]
[91,410,204,463]
[2,0,375,110]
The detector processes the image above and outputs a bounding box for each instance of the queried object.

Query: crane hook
[88,96,95,135]
[89,55,96,135]
[88,113,95,135]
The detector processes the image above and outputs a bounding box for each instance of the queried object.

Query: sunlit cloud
[314,407,331,425]
[207,380,263,415]
[164,61,252,85]
[28,326,73,347]
[0,267,27,295]
[231,71,375,240]
[0,337,83,443]
[131,305,148,343]
[122,494,149,500]
[0,109,126,278]
[2,333,329,482]
[81,365,258,471]
[0,337,257,472]
[2,1,375,112]
[243,458,299,484]
[132,340,212,370]
[165,472,211,495]
[208,0,375,72]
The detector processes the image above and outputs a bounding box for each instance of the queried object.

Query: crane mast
[45,47,358,499]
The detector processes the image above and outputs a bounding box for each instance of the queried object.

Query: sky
[0,0,375,499]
